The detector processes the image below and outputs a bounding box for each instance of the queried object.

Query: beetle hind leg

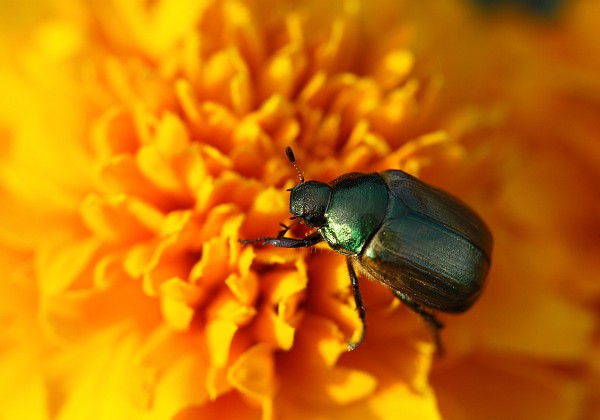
[392,290,445,355]
[346,258,366,351]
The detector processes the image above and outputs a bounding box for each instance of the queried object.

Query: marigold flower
[0,0,599,419]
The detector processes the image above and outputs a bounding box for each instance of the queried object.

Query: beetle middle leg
[346,258,366,351]
[392,290,445,354]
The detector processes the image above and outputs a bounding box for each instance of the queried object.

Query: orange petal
[254,306,296,351]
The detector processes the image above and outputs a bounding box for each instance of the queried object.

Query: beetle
[240,147,492,351]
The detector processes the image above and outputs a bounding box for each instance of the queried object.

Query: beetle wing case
[382,170,493,256]
[359,170,492,313]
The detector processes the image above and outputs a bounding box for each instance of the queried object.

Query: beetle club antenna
[285,146,304,183]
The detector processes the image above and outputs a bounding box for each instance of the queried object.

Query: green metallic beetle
[241,147,493,351]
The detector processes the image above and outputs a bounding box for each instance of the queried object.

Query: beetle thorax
[289,181,332,228]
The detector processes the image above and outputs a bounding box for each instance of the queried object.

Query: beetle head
[289,181,331,228]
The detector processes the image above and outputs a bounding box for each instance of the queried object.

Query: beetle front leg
[239,231,324,248]
[346,258,366,351]
[392,290,445,355]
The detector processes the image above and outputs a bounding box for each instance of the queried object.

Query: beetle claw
[346,327,365,351]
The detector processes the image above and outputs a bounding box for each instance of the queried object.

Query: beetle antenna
[285,146,304,183]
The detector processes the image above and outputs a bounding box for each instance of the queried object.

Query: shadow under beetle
[240,147,492,351]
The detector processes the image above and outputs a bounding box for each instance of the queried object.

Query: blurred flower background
[1,0,599,419]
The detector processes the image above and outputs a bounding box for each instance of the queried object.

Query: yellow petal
[91,108,139,158]
[228,344,276,403]
[373,49,415,91]
[159,277,202,330]
[288,314,347,368]
[205,318,239,368]
[0,350,48,420]
[225,271,259,306]
[37,237,100,296]
[80,194,163,242]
